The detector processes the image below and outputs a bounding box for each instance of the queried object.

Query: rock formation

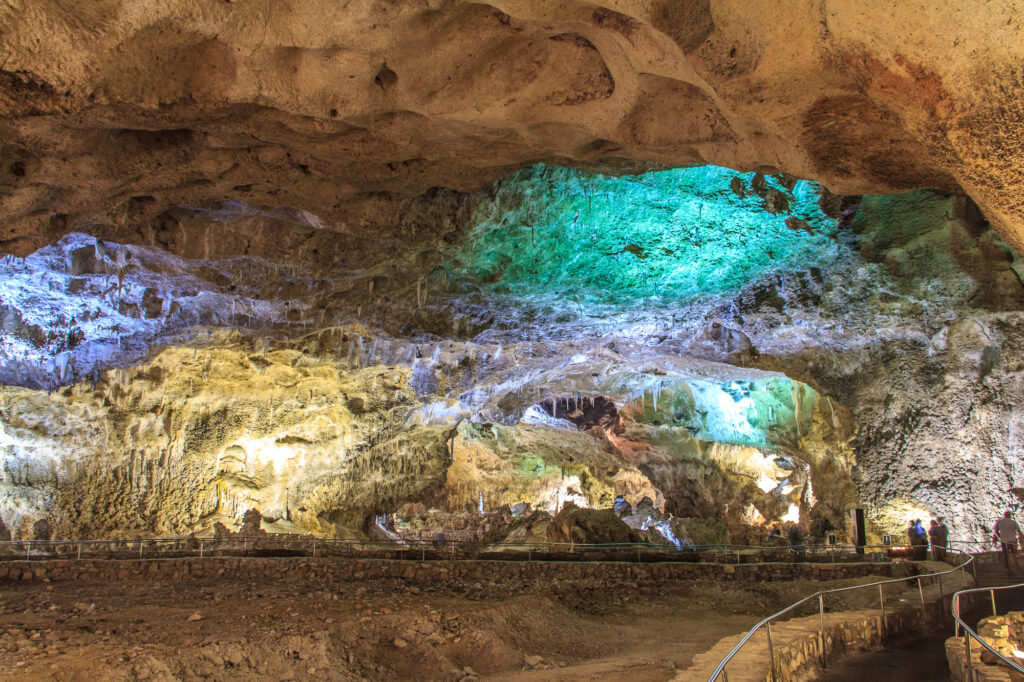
[0,2,1022,547]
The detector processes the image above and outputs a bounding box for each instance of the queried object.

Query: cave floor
[0,568,895,681]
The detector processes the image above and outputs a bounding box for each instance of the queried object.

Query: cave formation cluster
[1,1,1023,547]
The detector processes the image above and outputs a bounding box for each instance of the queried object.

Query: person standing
[993,511,1024,570]
[908,519,927,560]
[909,518,925,544]
[914,519,928,560]
[929,519,949,562]
[788,522,806,561]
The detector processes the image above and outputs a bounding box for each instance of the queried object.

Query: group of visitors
[906,518,948,561]
[904,511,1024,570]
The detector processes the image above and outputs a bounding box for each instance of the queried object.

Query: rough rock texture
[0,326,855,541]
[1,1,1024,256]
[2,169,1023,542]
[2,0,1024,549]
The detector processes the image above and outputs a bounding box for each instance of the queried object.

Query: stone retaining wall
[0,556,900,585]
[946,610,1024,681]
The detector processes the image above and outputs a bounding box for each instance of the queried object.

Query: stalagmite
[826,396,839,433]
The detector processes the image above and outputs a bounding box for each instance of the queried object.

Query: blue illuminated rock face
[628,376,818,450]
[446,164,839,306]
[0,233,302,389]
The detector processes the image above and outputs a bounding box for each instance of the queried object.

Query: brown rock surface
[0,1,1023,255]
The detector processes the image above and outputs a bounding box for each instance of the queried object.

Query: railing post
[77,542,81,560]
[199,540,204,559]
[878,583,885,642]
[26,541,30,561]
[819,593,826,669]
[766,622,777,682]
[312,540,316,558]
[139,541,143,559]
[964,628,973,680]
[918,578,926,615]
[991,588,997,616]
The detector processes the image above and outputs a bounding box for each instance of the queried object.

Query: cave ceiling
[1,0,1023,256]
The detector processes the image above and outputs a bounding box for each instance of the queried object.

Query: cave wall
[0,118,1022,543]
[0,318,857,542]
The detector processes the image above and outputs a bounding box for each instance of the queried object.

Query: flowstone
[0,329,855,543]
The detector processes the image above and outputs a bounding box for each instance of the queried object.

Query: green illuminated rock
[447,164,838,306]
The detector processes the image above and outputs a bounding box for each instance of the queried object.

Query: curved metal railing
[708,551,974,681]
[951,581,1024,678]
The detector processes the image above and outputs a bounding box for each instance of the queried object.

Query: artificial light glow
[756,474,778,493]
[688,379,759,443]
[781,504,801,523]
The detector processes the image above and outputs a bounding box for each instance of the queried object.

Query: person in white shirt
[993,511,1024,570]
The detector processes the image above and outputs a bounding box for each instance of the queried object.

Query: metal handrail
[708,551,974,681]
[0,536,903,556]
[951,581,1024,677]
[0,535,914,568]
[0,535,900,550]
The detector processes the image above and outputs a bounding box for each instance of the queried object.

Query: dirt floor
[0,563,913,681]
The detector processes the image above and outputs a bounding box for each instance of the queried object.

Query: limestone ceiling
[0,0,1022,256]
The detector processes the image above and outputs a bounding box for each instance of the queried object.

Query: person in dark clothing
[929,519,949,561]
[788,523,806,560]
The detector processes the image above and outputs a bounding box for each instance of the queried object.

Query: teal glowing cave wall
[447,164,840,305]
